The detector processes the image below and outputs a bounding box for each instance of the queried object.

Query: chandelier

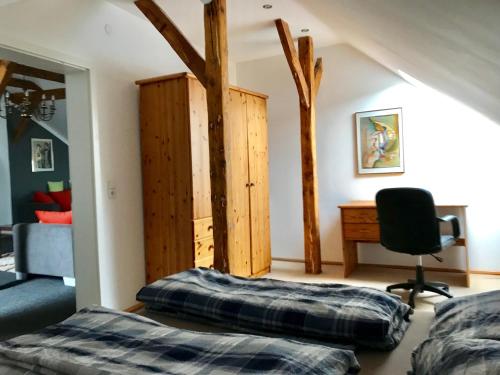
[0,89,56,121]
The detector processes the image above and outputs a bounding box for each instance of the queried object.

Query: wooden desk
[339,201,470,287]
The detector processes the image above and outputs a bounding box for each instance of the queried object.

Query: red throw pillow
[33,191,55,204]
[35,210,72,224]
[49,189,72,211]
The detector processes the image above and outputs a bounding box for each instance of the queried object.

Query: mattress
[0,306,360,375]
[411,290,500,375]
[137,268,412,350]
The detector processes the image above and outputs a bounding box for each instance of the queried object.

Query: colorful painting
[355,108,404,174]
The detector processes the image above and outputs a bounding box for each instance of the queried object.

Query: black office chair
[375,188,460,307]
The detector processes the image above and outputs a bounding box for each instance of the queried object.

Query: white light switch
[107,181,117,199]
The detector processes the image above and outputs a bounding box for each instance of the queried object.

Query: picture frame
[31,138,54,172]
[355,107,404,174]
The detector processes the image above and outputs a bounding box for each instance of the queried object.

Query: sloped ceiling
[109,0,340,62]
[113,0,500,123]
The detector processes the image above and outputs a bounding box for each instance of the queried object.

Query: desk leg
[343,240,358,278]
[462,207,471,288]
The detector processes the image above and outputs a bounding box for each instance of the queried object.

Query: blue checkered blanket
[137,268,411,350]
[411,290,500,375]
[0,306,360,375]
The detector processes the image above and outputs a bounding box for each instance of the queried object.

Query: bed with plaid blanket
[0,306,360,375]
[411,290,500,375]
[136,268,411,350]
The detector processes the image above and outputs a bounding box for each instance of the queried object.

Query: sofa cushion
[47,181,64,192]
[49,190,72,211]
[35,210,72,224]
[32,191,54,204]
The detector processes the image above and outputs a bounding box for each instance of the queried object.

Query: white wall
[0,0,199,309]
[237,43,500,272]
[0,116,12,225]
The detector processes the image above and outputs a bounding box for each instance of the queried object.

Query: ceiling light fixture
[262,4,272,9]
[301,28,310,33]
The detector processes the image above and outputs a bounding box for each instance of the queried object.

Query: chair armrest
[438,215,461,239]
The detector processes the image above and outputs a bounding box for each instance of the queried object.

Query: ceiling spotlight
[301,28,310,33]
[262,4,272,9]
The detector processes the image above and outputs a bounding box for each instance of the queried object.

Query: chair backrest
[375,188,441,255]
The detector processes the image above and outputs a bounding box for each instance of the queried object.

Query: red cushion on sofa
[49,190,72,211]
[33,191,55,204]
[35,210,73,224]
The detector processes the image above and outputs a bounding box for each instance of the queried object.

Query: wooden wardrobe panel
[226,89,252,277]
[140,83,165,284]
[246,94,272,275]
[163,78,194,276]
[188,78,212,220]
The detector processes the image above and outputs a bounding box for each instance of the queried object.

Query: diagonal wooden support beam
[298,36,321,274]
[275,19,310,108]
[135,0,207,87]
[204,0,230,273]
[314,57,323,97]
[0,60,14,95]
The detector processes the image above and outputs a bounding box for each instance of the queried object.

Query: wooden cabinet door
[226,90,252,276]
[246,95,271,275]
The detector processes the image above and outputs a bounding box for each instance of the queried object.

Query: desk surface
[338,200,468,208]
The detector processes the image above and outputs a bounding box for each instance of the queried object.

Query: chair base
[386,265,453,308]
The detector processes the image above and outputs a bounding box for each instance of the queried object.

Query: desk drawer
[343,208,378,224]
[343,223,380,241]
[194,237,214,260]
[193,217,213,240]
[195,256,214,269]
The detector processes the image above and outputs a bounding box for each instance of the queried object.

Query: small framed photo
[355,108,404,174]
[31,138,54,172]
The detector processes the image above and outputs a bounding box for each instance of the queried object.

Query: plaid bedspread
[411,290,500,375]
[137,268,411,350]
[0,306,360,375]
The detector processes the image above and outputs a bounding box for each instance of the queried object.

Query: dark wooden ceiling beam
[6,78,42,91]
[12,63,65,84]
[135,0,207,87]
[204,0,230,273]
[275,19,310,108]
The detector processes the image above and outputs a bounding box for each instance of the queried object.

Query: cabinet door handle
[245,183,250,187]
[250,182,255,187]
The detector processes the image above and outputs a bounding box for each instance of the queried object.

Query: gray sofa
[0,223,76,340]
[14,223,74,281]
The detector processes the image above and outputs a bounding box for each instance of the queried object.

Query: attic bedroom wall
[237,43,500,273]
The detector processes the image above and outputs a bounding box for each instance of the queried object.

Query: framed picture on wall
[355,107,404,174]
[31,138,54,172]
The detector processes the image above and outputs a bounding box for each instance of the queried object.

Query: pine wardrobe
[136,72,271,284]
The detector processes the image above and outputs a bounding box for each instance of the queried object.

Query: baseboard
[272,257,500,276]
[470,270,500,276]
[124,302,144,313]
[272,257,343,266]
